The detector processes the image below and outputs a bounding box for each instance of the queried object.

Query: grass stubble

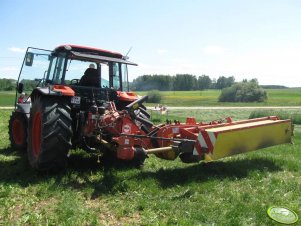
[0,103,300,224]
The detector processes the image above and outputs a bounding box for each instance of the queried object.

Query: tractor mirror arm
[17,82,24,94]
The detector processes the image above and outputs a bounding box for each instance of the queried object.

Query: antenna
[123,47,133,60]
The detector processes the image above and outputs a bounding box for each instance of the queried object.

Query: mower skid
[193,117,293,161]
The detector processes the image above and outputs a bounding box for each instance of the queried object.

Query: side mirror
[25,52,34,66]
[17,82,24,94]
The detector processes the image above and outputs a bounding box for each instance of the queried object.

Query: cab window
[111,62,121,90]
[100,62,110,88]
[47,53,66,84]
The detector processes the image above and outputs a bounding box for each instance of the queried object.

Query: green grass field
[139,88,301,106]
[150,108,255,123]
[2,88,301,107]
[1,109,300,225]
[0,91,16,106]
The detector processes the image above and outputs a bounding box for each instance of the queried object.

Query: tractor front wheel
[27,96,73,171]
[8,112,27,151]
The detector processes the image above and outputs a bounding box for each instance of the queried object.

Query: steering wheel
[70,79,79,85]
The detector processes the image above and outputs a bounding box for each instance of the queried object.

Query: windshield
[45,52,132,91]
[63,59,111,88]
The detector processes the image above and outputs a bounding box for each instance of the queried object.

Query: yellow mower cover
[193,117,293,161]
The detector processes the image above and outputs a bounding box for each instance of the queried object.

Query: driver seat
[79,68,100,87]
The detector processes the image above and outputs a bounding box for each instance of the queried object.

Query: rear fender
[52,85,75,96]
[31,86,75,99]
[16,86,74,115]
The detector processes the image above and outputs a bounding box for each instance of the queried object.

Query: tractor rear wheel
[8,112,27,151]
[27,96,73,171]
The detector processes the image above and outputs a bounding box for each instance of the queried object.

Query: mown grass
[250,109,301,125]
[1,109,301,225]
[150,108,255,123]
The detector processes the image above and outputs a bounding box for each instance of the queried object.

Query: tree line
[0,78,16,91]
[0,78,38,91]
[0,76,287,92]
[130,74,235,91]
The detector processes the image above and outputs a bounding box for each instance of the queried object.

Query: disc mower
[8,45,293,171]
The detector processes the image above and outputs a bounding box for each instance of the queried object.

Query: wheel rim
[32,112,42,157]
[12,119,24,145]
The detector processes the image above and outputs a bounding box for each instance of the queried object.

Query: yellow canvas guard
[198,118,292,161]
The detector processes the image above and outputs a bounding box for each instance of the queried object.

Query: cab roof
[54,44,123,58]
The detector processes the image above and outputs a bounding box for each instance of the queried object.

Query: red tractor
[8,45,293,171]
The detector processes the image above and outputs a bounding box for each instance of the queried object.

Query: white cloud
[203,45,226,55]
[0,66,18,72]
[0,67,18,79]
[156,49,168,55]
[8,47,26,53]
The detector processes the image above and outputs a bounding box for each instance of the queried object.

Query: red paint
[186,117,196,124]
[55,44,123,58]
[117,91,138,102]
[116,136,135,160]
[32,112,42,158]
[52,85,75,96]
[12,119,24,145]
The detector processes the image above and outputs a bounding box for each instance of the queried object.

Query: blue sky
[1,0,301,87]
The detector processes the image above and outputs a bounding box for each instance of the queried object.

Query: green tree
[146,90,162,103]
[132,75,173,91]
[0,78,16,91]
[197,75,211,90]
[174,74,197,91]
[219,79,267,102]
[216,76,235,89]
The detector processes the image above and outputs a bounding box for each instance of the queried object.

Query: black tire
[8,112,28,151]
[132,147,147,167]
[27,96,73,171]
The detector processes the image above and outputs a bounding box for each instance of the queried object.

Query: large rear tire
[27,96,73,171]
[8,112,27,151]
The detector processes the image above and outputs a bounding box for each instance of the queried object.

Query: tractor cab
[16,45,139,111]
[47,45,137,91]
